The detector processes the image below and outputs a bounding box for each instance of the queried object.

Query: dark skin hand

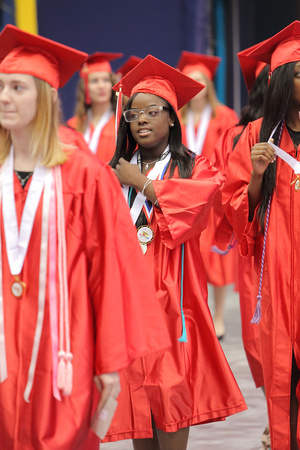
[248,138,276,221]
[113,157,159,206]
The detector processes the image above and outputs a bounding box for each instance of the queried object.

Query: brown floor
[101,284,268,450]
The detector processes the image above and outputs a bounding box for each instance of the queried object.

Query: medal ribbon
[122,146,171,225]
[83,108,113,154]
[268,122,300,174]
[186,105,212,155]
[2,147,47,276]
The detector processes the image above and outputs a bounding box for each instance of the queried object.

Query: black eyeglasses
[123,105,169,123]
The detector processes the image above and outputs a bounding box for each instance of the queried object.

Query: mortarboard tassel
[178,243,188,343]
[115,81,123,142]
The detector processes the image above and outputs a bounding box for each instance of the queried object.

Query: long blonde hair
[73,72,117,133]
[0,77,67,167]
[180,72,219,124]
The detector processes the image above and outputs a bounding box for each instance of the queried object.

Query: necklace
[14,171,33,188]
[142,157,162,171]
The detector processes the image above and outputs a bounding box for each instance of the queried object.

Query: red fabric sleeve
[83,164,171,374]
[152,156,224,249]
[222,120,262,253]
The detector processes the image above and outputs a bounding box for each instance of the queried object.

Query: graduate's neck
[189,97,207,124]
[139,141,169,163]
[90,102,111,125]
[11,129,38,171]
[285,108,300,132]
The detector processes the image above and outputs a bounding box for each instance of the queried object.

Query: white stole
[83,108,113,154]
[186,105,212,155]
[122,146,171,225]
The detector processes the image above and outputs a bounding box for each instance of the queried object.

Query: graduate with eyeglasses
[105,55,247,450]
[0,26,171,449]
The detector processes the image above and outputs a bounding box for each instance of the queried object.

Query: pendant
[145,163,149,170]
[291,174,300,191]
[137,225,154,255]
[11,275,26,299]
[140,242,147,254]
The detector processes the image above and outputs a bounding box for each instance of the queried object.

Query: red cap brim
[245,20,300,73]
[177,51,221,80]
[113,54,204,111]
[0,24,87,88]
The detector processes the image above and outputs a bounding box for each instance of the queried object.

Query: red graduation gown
[67,115,116,163]
[213,125,263,388]
[222,119,300,447]
[0,148,170,449]
[58,124,91,153]
[182,104,239,287]
[103,156,247,442]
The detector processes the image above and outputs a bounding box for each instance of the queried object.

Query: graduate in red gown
[222,21,300,449]
[214,51,269,388]
[212,51,270,448]
[177,51,239,339]
[67,52,122,162]
[0,26,171,449]
[104,54,247,450]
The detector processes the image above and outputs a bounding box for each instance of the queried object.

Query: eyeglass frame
[123,105,170,123]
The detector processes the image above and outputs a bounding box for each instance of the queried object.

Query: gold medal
[137,225,154,255]
[140,242,148,255]
[291,174,300,191]
[11,276,26,299]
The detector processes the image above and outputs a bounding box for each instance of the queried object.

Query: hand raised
[251,140,276,176]
[115,157,141,187]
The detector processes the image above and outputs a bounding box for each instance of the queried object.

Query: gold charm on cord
[291,174,300,191]
[11,275,26,299]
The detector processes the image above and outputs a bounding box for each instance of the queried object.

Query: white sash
[3,147,47,276]
[83,108,113,154]
[268,123,300,174]
[122,146,171,225]
[186,105,212,155]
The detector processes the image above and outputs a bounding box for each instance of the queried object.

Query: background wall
[0,0,300,119]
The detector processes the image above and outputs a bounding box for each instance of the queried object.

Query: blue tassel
[178,312,188,342]
[250,295,262,324]
[178,244,188,343]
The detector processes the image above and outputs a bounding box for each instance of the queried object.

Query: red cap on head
[246,21,300,74]
[238,42,268,92]
[113,54,205,111]
[0,24,87,89]
[176,51,221,80]
[79,52,123,77]
[116,56,142,78]
[80,52,123,104]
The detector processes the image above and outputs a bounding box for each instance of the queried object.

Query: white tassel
[63,352,73,396]
[57,351,66,390]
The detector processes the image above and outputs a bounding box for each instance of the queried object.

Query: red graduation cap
[176,51,221,80]
[0,24,87,89]
[79,52,123,77]
[246,20,300,74]
[113,54,205,112]
[79,52,123,104]
[238,41,268,92]
[116,56,143,78]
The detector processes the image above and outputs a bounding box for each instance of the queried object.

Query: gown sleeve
[152,156,224,249]
[222,121,261,257]
[83,163,171,375]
